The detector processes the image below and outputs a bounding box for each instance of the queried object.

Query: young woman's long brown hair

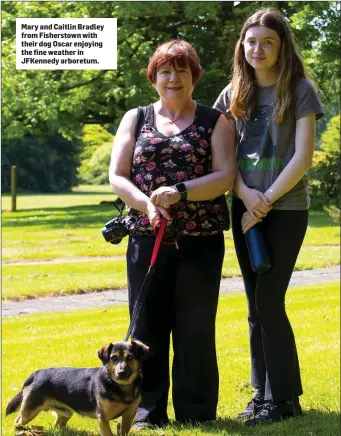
[230,8,312,123]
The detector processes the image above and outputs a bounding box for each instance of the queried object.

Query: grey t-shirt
[213,78,324,210]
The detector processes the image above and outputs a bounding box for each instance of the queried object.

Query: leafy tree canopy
[78,125,114,184]
[2,1,339,142]
[320,114,340,153]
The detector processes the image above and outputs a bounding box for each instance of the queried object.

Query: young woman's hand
[150,186,181,209]
[239,187,272,219]
[241,211,262,234]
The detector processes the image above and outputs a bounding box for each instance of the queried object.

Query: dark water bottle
[245,225,271,273]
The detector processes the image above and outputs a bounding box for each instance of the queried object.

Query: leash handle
[150,216,168,268]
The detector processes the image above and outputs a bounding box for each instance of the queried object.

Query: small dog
[6,340,149,436]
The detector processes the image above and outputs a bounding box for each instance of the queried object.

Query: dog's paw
[15,425,45,436]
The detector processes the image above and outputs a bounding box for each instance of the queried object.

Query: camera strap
[124,216,168,341]
[112,197,125,216]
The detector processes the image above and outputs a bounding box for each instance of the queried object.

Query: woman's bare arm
[264,113,316,203]
[109,109,170,221]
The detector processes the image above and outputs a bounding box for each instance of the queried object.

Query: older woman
[109,40,236,429]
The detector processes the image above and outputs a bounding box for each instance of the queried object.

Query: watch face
[176,183,187,193]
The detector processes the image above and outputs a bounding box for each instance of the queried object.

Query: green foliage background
[310,114,340,215]
[77,125,114,184]
[1,135,81,192]
[1,1,340,193]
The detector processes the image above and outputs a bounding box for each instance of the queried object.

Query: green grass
[2,246,340,300]
[2,282,340,435]
[2,187,339,262]
[1,184,114,211]
[2,186,340,299]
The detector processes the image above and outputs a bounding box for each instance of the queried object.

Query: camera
[102,215,130,245]
[102,195,185,245]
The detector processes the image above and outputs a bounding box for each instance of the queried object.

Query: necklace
[259,84,275,93]
[161,112,183,124]
[160,103,195,124]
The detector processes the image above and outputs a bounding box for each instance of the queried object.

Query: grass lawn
[1,184,114,211]
[2,246,340,300]
[2,186,339,262]
[2,282,340,435]
[2,186,340,300]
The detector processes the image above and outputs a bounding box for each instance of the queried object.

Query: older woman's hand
[150,186,181,209]
[241,211,262,234]
[145,202,171,229]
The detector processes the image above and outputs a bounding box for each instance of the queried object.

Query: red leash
[150,216,168,267]
[124,216,168,341]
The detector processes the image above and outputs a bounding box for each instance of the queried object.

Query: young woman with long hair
[214,8,324,426]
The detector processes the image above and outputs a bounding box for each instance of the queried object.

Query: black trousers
[126,233,225,424]
[232,197,308,403]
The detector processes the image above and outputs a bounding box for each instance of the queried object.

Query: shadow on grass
[7,423,95,436]
[3,204,338,231]
[7,410,341,436]
[44,428,95,436]
[193,410,341,435]
[2,204,119,229]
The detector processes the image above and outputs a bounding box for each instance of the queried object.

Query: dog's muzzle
[116,368,132,380]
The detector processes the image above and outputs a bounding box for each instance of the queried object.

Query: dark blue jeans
[127,233,225,424]
[232,197,307,403]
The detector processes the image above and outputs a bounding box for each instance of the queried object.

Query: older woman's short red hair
[146,40,204,85]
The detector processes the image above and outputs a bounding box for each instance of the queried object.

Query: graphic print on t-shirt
[238,104,275,163]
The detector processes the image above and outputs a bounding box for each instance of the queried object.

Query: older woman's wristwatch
[175,182,188,201]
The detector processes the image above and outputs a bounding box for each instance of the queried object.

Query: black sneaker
[293,396,303,416]
[236,391,264,419]
[245,398,303,427]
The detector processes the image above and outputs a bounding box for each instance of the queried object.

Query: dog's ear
[97,343,114,365]
[131,339,150,359]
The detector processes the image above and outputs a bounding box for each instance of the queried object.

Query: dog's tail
[6,372,36,415]
[6,391,23,415]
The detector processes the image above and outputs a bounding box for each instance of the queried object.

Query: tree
[78,125,114,184]
[320,114,340,153]
[2,134,81,192]
[1,1,339,190]
[285,1,340,140]
[3,1,338,141]
[310,114,340,213]
[78,141,113,185]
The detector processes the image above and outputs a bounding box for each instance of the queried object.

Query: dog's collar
[104,367,117,386]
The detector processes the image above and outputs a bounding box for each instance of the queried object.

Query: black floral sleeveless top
[127,102,230,236]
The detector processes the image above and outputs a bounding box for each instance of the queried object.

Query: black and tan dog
[6,340,149,436]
